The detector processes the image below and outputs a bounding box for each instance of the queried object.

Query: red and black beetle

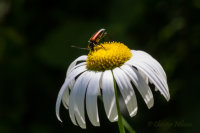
[71,28,106,51]
[88,28,106,51]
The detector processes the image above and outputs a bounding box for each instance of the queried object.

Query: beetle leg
[100,44,106,50]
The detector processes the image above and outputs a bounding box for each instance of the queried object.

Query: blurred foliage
[0,0,200,133]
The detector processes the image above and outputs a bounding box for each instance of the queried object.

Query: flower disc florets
[86,42,132,71]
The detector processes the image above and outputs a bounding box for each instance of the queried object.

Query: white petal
[113,67,138,117]
[69,72,86,126]
[101,70,118,122]
[130,50,169,96]
[67,62,86,91]
[131,50,167,80]
[138,60,169,99]
[67,62,87,76]
[126,58,170,101]
[68,79,75,90]
[74,71,93,128]
[67,55,87,76]
[56,65,87,122]
[120,65,154,108]
[61,88,70,110]
[138,69,148,84]
[86,71,102,126]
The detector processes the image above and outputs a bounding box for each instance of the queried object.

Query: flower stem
[112,73,125,133]
[122,117,136,133]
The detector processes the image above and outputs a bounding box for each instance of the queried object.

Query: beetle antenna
[71,45,89,50]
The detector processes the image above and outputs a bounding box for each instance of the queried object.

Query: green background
[0,0,199,133]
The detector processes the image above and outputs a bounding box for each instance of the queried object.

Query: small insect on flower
[71,28,107,51]
[88,28,106,51]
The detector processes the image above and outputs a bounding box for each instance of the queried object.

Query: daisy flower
[56,42,170,129]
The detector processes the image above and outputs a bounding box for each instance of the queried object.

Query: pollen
[86,42,132,71]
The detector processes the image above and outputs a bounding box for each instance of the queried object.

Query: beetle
[71,28,106,51]
[88,28,106,51]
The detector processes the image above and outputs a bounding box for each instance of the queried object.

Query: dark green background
[0,0,199,133]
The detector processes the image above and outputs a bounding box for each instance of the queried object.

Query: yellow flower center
[86,42,132,71]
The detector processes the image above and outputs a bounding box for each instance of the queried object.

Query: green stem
[112,72,125,133]
[122,117,136,133]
